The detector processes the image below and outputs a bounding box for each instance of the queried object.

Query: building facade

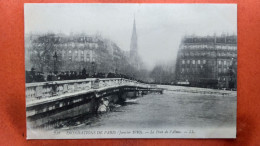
[175,34,237,89]
[26,33,129,74]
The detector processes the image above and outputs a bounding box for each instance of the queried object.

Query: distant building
[175,34,237,89]
[104,40,129,73]
[26,33,129,74]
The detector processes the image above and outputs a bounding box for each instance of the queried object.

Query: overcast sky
[25,4,237,69]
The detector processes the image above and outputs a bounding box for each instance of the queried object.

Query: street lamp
[91,61,96,75]
[53,51,58,74]
[115,60,118,74]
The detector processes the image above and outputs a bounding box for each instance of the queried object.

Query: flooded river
[63,89,236,131]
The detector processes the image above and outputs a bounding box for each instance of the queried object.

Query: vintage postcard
[25,3,237,139]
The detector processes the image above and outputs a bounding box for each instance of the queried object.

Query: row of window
[35,42,99,49]
[183,44,236,50]
[59,50,95,62]
[180,51,237,57]
[218,60,234,66]
[180,66,230,74]
[60,50,93,55]
[67,56,95,62]
[181,59,235,66]
[181,68,201,73]
[57,51,94,61]
[54,43,99,48]
[181,59,206,65]
[218,68,228,73]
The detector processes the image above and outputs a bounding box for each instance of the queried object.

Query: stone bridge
[26,78,163,129]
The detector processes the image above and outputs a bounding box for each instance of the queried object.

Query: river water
[63,88,236,131]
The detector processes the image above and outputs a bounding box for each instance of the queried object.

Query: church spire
[133,15,136,35]
[130,16,138,59]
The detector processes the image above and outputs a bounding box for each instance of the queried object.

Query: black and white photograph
[25,3,237,139]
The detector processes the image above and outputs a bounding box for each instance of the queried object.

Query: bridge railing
[26,78,150,103]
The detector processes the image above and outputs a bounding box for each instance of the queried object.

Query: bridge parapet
[26,78,150,104]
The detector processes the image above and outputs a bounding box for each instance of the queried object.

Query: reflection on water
[57,90,236,130]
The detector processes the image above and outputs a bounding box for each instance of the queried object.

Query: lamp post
[115,60,118,74]
[53,51,58,74]
[91,61,96,75]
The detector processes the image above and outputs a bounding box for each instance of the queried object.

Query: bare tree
[30,34,61,73]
